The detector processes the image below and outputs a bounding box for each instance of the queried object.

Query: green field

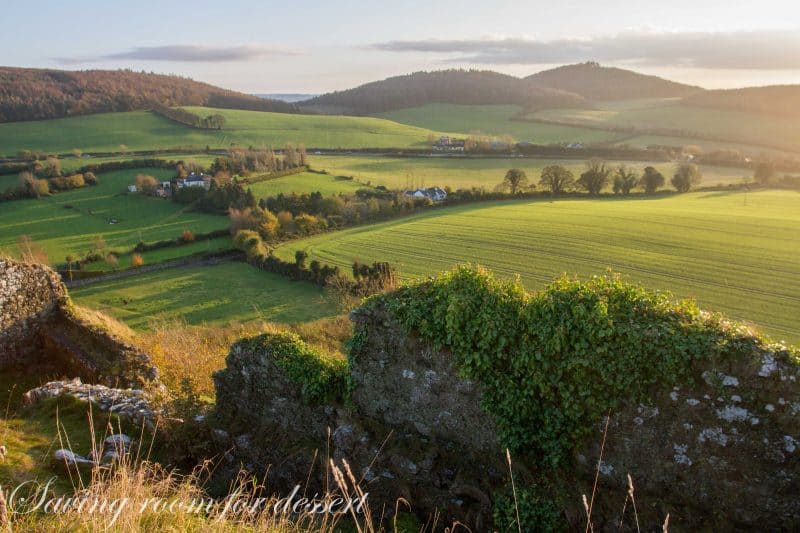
[527,99,800,154]
[245,171,366,198]
[276,190,800,344]
[0,108,443,155]
[71,262,338,329]
[614,135,800,159]
[310,154,752,190]
[376,104,626,145]
[0,168,229,265]
[57,152,219,173]
[80,236,233,271]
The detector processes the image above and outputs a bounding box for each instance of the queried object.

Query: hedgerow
[374,265,729,466]
[236,332,348,405]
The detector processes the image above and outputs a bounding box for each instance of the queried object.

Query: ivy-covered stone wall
[212,267,800,530]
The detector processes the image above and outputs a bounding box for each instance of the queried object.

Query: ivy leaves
[237,333,348,405]
[381,265,724,466]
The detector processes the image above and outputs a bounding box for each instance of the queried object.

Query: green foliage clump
[237,332,348,405]
[380,265,725,465]
[493,484,563,533]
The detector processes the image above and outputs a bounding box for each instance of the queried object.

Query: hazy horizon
[1,0,798,93]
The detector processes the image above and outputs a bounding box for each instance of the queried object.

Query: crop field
[311,154,752,190]
[526,99,800,154]
[0,168,229,265]
[276,190,800,344]
[70,262,338,329]
[0,108,443,155]
[245,171,366,198]
[376,104,627,144]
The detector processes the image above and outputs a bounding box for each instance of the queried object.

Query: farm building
[127,185,137,193]
[433,136,465,152]
[176,172,212,190]
[404,187,448,202]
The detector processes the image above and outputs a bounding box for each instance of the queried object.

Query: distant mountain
[304,69,588,114]
[525,62,703,101]
[0,67,299,123]
[256,93,319,103]
[683,85,800,117]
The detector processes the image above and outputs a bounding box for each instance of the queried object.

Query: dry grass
[59,302,352,399]
[4,411,380,532]
[139,316,352,397]
[71,305,140,346]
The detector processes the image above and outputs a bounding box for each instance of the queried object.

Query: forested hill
[302,69,589,114]
[0,67,299,123]
[683,85,800,117]
[525,62,703,100]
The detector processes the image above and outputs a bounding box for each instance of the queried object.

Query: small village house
[176,172,212,190]
[404,187,448,202]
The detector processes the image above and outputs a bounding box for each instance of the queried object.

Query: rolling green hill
[376,104,625,144]
[276,191,800,343]
[0,107,444,155]
[683,85,800,118]
[524,98,800,154]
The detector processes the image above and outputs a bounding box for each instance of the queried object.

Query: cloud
[372,30,800,70]
[55,44,293,64]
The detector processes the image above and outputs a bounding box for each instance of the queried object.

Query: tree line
[1,155,99,201]
[151,104,225,129]
[209,145,308,177]
[499,159,704,196]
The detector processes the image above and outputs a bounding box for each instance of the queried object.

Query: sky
[1,0,799,93]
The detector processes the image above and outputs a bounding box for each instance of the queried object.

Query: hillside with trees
[525,62,703,100]
[302,69,589,114]
[682,85,800,117]
[0,67,299,123]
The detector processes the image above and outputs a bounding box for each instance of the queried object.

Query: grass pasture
[276,190,800,344]
[57,152,219,173]
[80,236,233,271]
[310,154,753,190]
[0,108,443,155]
[0,168,229,265]
[376,104,627,145]
[245,171,366,198]
[71,261,339,329]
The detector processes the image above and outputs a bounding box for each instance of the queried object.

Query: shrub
[232,229,269,259]
[105,253,119,269]
[131,253,144,267]
[135,174,159,195]
[83,171,99,186]
[181,229,195,243]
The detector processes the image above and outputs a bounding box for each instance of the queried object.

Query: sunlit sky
[2,0,799,92]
